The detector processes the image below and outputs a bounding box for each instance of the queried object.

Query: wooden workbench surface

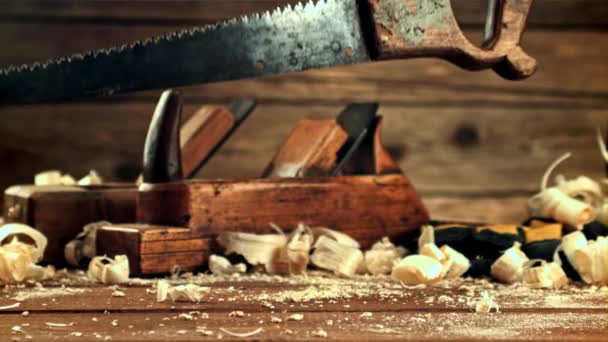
[0,271,606,341]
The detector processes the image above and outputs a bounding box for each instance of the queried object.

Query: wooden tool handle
[368,0,537,80]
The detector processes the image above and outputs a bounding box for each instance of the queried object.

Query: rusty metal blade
[0,0,372,104]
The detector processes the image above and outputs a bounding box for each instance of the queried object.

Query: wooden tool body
[2,95,250,265]
[98,111,429,275]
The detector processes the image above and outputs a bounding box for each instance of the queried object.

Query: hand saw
[0,0,536,104]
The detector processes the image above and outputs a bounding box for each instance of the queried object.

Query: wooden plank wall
[0,0,606,223]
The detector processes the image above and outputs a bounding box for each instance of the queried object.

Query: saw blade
[0,0,372,104]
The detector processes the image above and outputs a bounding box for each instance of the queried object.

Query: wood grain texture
[137,175,429,247]
[0,276,605,341]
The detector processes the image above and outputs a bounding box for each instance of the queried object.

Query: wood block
[96,223,217,275]
[3,184,136,265]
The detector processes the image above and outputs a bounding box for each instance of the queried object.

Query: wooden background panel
[0,0,606,223]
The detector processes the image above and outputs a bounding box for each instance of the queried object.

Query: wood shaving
[34,170,74,186]
[274,223,313,275]
[78,170,103,186]
[111,290,125,297]
[475,291,500,313]
[311,328,328,338]
[178,313,194,320]
[45,322,76,327]
[285,313,304,321]
[208,255,246,275]
[0,302,20,310]
[228,310,244,318]
[87,255,129,284]
[111,320,118,326]
[0,223,55,284]
[360,312,373,317]
[70,332,83,337]
[21,311,29,316]
[391,255,443,285]
[491,242,529,284]
[156,280,210,302]
[571,236,608,285]
[312,227,360,249]
[364,237,407,275]
[527,154,597,227]
[217,231,286,273]
[271,316,282,323]
[219,327,263,337]
[310,235,363,277]
[523,260,568,289]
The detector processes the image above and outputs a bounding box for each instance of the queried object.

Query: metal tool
[0,0,536,104]
[143,90,256,183]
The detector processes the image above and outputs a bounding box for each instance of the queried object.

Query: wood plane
[2,90,256,265]
[97,104,429,275]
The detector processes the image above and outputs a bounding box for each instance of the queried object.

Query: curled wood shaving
[65,221,110,267]
[528,154,600,228]
[87,255,129,284]
[364,237,407,275]
[561,232,608,285]
[275,223,313,275]
[311,328,328,338]
[208,255,246,275]
[217,231,286,273]
[391,255,443,285]
[522,260,568,289]
[311,227,360,249]
[219,327,263,337]
[527,188,595,228]
[540,153,571,191]
[490,242,529,284]
[310,235,363,277]
[0,223,54,284]
[475,291,499,313]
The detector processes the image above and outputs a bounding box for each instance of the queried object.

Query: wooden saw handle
[367,0,537,80]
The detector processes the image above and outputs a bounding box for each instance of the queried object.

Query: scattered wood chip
[285,313,304,321]
[228,310,244,318]
[475,291,500,313]
[45,322,76,327]
[178,313,194,321]
[21,311,29,316]
[0,302,20,310]
[111,290,126,297]
[70,332,83,337]
[311,328,328,338]
[360,312,373,318]
[364,237,407,275]
[156,280,210,302]
[208,255,247,275]
[271,316,282,323]
[111,320,118,326]
[219,327,263,338]
[87,255,129,284]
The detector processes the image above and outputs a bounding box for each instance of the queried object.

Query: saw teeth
[0,0,331,76]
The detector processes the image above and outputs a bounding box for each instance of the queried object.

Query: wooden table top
[0,271,606,341]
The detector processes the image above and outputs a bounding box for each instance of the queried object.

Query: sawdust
[11,286,89,301]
